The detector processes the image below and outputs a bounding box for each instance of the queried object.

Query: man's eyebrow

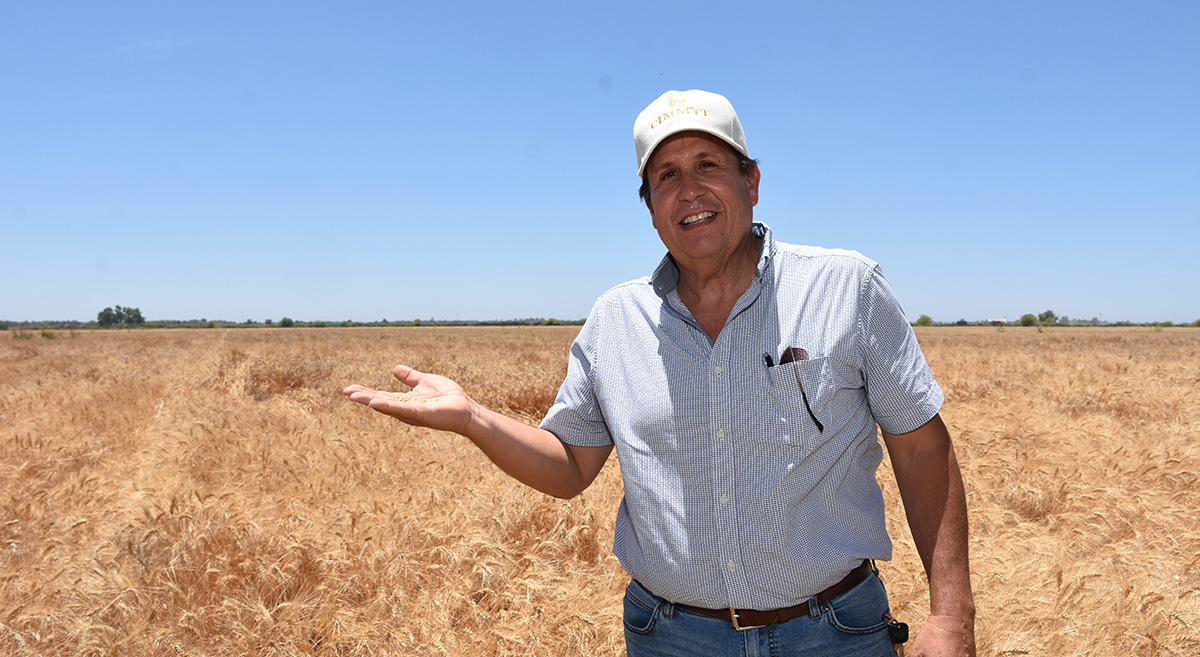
[647,159,675,175]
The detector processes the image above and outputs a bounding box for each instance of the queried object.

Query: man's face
[644,131,760,271]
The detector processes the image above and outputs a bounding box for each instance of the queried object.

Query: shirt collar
[650,222,776,299]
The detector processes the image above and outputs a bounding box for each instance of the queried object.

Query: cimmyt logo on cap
[648,93,709,131]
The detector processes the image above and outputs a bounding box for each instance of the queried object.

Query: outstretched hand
[343,364,476,435]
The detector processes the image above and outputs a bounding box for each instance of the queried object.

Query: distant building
[988,318,1007,326]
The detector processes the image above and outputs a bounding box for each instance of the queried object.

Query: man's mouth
[681,211,715,226]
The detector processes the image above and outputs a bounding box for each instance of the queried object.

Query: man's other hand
[910,614,976,657]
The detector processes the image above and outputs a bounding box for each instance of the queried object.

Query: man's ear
[746,165,761,207]
[645,195,657,227]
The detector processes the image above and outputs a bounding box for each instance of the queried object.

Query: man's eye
[658,170,676,182]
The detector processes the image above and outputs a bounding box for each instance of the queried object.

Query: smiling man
[345,90,975,657]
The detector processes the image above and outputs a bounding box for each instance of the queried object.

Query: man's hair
[638,148,760,207]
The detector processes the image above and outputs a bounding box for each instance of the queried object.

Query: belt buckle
[729,608,767,632]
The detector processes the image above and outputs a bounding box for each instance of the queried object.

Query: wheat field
[1,326,1197,656]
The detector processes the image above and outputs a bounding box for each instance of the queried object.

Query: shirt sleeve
[539,300,615,447]
[857,265,944,435]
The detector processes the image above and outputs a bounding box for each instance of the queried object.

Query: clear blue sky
[4,2,1198,324]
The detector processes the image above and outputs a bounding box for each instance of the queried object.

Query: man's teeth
[682,211,715,225]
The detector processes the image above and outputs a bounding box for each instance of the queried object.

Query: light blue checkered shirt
[541,223,943,609]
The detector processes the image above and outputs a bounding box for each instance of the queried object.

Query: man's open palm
[343,364,475,434]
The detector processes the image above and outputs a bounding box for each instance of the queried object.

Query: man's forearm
[462,403,612,500]
[883,414,976,619]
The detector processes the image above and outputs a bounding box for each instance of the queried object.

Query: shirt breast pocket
[767,357,831,439]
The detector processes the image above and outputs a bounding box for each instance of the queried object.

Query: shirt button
[720,495,729,505]
[713,365,723,375]
[716,430,725,440]
[727,561,737,571]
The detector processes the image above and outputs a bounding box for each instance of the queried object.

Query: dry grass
[1,326,1197,655]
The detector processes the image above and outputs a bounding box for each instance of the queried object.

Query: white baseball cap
[634,89,749,177]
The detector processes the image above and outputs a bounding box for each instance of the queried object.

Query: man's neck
[674,233,762,341]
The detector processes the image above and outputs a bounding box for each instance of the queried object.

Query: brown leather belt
[679,560,874,631]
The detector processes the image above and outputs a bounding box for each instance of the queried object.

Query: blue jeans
[623,572,897,657]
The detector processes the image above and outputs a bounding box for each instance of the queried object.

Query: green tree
[98,307,118,327]
[1038,309,1057,325]
[915,314,934,326]
[279,317,295,327]
[100,305,144,326]
[1020,313,1038,326]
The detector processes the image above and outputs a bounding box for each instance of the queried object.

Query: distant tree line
[5,306,1196,332]
[912,309,1200,328]
[2,310,585,331]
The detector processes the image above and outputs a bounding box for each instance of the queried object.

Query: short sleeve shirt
[540,223,943,609]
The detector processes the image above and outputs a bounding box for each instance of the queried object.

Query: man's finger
[366,394,433,419]
[344,387,391,407]
[392,364,421,387]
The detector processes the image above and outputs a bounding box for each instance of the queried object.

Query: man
[344,90,975,656]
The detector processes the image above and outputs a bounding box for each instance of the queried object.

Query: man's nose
[676,170,707,201]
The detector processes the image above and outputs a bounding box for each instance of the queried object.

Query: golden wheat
[1,326,1197,656]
